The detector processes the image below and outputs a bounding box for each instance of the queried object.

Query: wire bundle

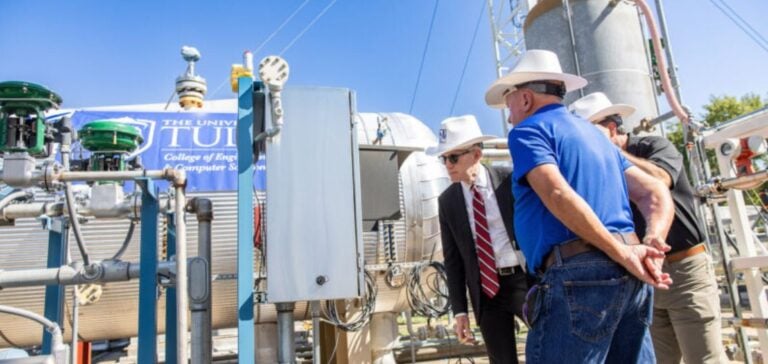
[322,270,378,332]
[406,261,450,318]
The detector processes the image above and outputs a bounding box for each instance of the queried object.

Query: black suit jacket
[439,165,516,322]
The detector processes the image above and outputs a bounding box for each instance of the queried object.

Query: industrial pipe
[633,0,701,128]
[696,170,768,196]
[0,305,66,362]
[50,168,185,186]
[187,197,213,364]
[0,190,31,211]
[174,181,189,364]
[0,192,148,221]
[0,261,176,289]
[276,302,296,364]
[632,110,676,135]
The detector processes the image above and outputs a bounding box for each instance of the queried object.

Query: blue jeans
[525,249,655,363]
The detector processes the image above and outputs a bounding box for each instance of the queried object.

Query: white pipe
[71,284,79,364]
[0,305,65,353]
[55,169,182,184]
[0,200,137,221]
[0,190,30,210]
[175,182,189,364]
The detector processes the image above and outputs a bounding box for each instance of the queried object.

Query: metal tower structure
[487,0,533,133]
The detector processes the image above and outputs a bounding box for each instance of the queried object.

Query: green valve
[0,81,62,156]
[79,120,144,153]
[78,120,144,176]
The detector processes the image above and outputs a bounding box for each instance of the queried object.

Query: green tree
[702,93,765,127]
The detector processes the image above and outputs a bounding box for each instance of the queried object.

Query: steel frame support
[165,212,178,364]
[237,76,256,363]
[137,178,160,363]
[487,0,529,133]
[42,219,68,354]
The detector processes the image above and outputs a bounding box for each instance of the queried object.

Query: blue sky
[1,0,766,137]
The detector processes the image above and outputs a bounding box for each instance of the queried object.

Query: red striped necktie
[471,184,499,298]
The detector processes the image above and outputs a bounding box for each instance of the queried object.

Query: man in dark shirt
[571,92,724,364]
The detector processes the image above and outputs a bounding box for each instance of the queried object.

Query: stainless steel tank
[524,0,660,131]
[0,111,449,347]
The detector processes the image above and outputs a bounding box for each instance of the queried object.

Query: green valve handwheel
[0,81,63,109]
[78,120,144,153]
[0,81,62,156]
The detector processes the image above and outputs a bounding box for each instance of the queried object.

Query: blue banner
[63,110,265,192]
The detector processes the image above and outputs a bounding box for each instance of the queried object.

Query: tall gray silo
[524,0,660,132]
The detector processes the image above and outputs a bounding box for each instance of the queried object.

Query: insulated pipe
[653,0,683,102]
[51,168,184,186]
[0,261,176,288]
[276,302,296,364]
[633,0,695,127]
[0,201,135,221]
[0,305,66,360]
[0,190,30,211]
[187,197,213,364]
[174,182,189,364]
[696,170,768,196]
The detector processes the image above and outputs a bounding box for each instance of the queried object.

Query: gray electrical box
[266,87,363,302]
[358,145,420,231]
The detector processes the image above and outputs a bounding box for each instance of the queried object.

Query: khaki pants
[652,251,724,364]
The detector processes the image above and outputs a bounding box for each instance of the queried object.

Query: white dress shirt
[460,167,520,269]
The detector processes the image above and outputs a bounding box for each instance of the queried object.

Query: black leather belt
[497,266,521,276]
[541,232,641,272]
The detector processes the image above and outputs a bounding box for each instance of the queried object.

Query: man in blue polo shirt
[485,49,675,363]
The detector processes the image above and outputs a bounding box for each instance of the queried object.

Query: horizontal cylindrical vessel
[0,112,449,347]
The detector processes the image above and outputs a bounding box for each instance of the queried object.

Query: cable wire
[208,0,316,99]
[449,1,486,116]
[409,0,441,114]
[716,0,768,47]
[280,0,340,56]
[64,182,91,266]
[256,0,313,56]
[109,219,138,261]
[707,0,768,54]
[407,261,450,318]
[322,269,377,332]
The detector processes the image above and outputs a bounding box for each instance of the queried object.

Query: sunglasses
[599,114,624,126]
[440,149,472,164]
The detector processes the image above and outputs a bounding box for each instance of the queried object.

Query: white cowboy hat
[569,92,636,123]
[427,115,495,156]
[484,49,588,109]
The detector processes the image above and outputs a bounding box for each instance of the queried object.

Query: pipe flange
[41,162,62,192]
[81,263,103,281]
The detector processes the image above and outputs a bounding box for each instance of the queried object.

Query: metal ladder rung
[725,318,768,329]
[730,255,768,272]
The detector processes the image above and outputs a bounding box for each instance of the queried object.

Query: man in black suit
[433,115,528,364]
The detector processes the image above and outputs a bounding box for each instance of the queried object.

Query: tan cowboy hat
[427,115,495,156]
[485,49,588,109]
[569,92,636,123]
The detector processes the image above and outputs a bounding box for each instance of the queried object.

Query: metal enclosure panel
[266,87,362,302]
[359,149,400,231]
